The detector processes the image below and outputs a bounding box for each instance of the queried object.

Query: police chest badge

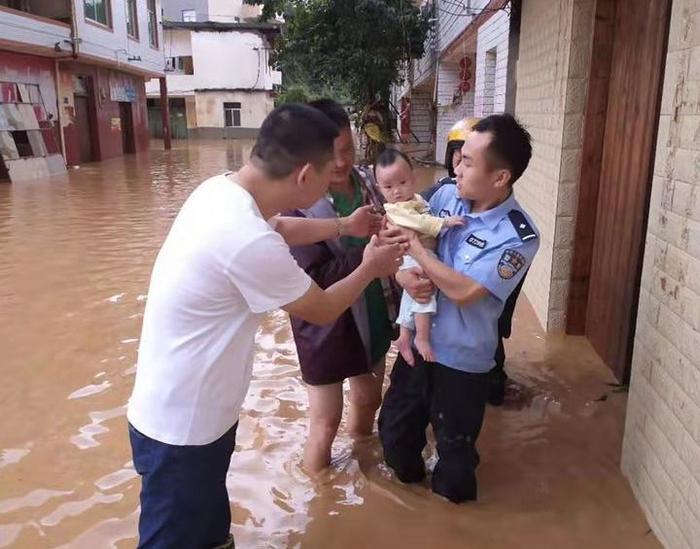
[498,249,526,280]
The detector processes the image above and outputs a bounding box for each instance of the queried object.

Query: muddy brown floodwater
[0,140,660,548]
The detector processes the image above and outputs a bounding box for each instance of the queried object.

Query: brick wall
[513,0,594,330]
[621,1,700,547]
[435,60,476,163]
[410,91,434,145]
[474,9,509,116]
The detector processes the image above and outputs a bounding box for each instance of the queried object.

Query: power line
[436,0,510,18]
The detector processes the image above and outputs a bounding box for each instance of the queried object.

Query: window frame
[84,0,113,30]
[147,0,159,49]
[126,0,139,40]
[223,102,242,128]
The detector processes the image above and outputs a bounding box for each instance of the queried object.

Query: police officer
[423,117,481,202]
[378,114,539,502]
[423,117,524,406]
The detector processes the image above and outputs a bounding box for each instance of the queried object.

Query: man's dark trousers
[378,354,491,503]
[129,422,238,548]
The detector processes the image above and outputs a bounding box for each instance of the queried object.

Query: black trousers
[378,354,491,503]
[129,423,237,549]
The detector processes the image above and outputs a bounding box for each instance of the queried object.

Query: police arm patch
[498,249,526,280]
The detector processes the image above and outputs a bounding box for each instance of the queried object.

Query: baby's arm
[443,215,465,229]
[385,202,463,238]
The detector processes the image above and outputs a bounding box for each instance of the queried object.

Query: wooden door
[74,96,93,164]
[119,102,135,154]
[584,0,671,381]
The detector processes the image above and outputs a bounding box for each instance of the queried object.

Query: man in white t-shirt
[127,104,404,549]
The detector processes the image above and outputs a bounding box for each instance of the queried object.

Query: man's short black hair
[472,114,532,184]
[251,103,339,179]
[308,98,351,129]
[373,148,413,179]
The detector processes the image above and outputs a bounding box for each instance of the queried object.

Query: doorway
[73,75,97,164]
[119,102,135,154]
[567,0,672,382]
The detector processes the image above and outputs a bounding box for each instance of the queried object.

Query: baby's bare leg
[395,325,415,367]
[414,313,434,363]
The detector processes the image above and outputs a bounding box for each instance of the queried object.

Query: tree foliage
[246,0,432,111]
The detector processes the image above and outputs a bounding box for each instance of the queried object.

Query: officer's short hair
[473,114,532,184]
[308,99,351,130]
[251,103,339,179]
[373,148,413,178]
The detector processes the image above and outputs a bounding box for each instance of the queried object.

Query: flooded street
[0,140,660,548]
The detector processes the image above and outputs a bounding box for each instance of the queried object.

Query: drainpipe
[54,59,67,161]
[53,0,79,164]
[69,0,79,58]
[430,0,440,157]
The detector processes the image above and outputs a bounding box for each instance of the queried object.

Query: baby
[374,149,464,365]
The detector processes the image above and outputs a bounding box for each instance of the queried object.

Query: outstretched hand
[362,234,405,278]
[342,205,383,238]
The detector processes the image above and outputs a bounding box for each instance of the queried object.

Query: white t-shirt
[127,173,312,446]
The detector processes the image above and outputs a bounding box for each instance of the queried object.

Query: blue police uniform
[421,175,454,202]
[379,184,539,502]
[422,177,529,403]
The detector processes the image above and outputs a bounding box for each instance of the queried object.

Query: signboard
[109,73,137,103]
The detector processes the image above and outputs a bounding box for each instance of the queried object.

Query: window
[11,131,32,158]
[224,102,241,127]
[84,0,111,27]
[483,49,497,115]
[182,9,196,22]
[126,0,139,39]
[147,0,158,48]
[166,56,194,75]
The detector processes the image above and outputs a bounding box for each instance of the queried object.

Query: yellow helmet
[445,117,480,177]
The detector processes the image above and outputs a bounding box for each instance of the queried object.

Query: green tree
[247,0,432,117]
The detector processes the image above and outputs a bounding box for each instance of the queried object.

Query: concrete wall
[146,27,280,96]
[163,28,193,58]
[621,1,700,547]
[0,5,71,55]
[474,8,509,116]
[73,0,164,77]
[190,31,275,90]
[162,0,209,22]
[194,90,272,130]
[513,0,594,331]
[207,0,261,22]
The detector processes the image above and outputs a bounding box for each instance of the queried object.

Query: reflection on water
[0,140,659,548]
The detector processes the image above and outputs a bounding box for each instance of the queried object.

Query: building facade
[393,0,511,161]
[0,0,165,181]
[145,0,281,139]
[512,0,700,546]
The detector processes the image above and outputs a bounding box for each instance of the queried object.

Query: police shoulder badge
[498,249,526,280]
